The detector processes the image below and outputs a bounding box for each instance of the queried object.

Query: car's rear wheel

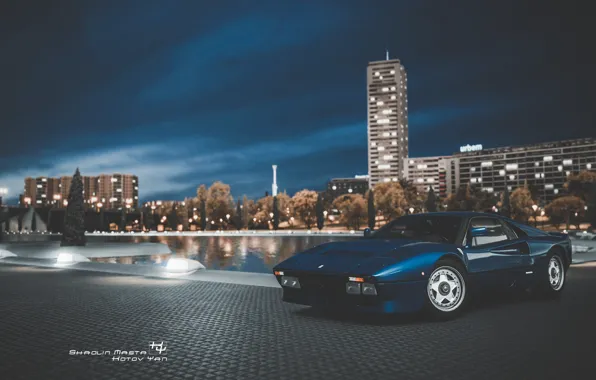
[536,251,566,298]
[424,259,468,321]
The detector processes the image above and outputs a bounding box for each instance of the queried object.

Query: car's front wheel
[424,259,468,321]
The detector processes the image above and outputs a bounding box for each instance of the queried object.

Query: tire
[536,251,566,299]
[424,259,468,321]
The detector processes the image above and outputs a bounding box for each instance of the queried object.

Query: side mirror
[363,228,372,237]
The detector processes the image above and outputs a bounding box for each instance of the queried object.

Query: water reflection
[122,235,356,273]
[4,234,357,274]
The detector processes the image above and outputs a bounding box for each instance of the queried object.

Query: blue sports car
[272,212,571,320]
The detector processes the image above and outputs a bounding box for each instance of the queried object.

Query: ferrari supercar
[273,212,571,319]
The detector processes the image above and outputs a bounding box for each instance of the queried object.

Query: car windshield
[367,215,464,244]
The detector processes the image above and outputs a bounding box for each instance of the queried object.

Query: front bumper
[280,278,427,314]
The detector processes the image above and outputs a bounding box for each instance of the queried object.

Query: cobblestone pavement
[1,263,595,380]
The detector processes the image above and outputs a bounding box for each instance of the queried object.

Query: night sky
[0,0,591,203]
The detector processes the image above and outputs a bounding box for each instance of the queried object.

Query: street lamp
[532,204,538,227]
[409,207,414,214]
[269,212,274,218]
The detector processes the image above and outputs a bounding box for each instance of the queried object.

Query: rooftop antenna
[386,49,389,60]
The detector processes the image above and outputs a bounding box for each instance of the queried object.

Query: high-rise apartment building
[367,54,409,188]
[22,173,139,209]
[23,177,60,207]
[404,157,444,194]
[401,138,596,203]
[96,174,139,210]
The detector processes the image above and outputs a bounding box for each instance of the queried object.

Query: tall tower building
[367,53,409,188]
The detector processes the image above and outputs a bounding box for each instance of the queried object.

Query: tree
[565,171,596,201]
[400,179,425,212]
[510,187,534,222]
[31,207,37,231]
[545,196,586,231]
[120,208,126,231]
[200,199,207,231]
[333,194,367,230]
[272,196,279,230]
[316,194,325,230]
[167,203,179,230]
[290,190,318,229]
[367,189,376,229]
[236,199,242,230]
[373,182,408,222]
[473,188,499,212]
[501,186,511,218]
[61,168,86,246]
[446,184,476,211]
[587,183,596,230]
[206,182,234,230]
[425,187,438,212]
[242,195,250,229]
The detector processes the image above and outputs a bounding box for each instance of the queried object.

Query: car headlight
[346,282,361,295]
[281,276,301,289]
[346,281,377,296]
[362,283,378,296]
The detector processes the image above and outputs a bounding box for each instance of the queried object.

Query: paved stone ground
[1,264,595,380]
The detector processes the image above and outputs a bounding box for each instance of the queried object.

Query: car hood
[275,239,456,276]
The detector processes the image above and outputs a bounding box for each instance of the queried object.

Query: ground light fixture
[55,252,90,266]
[165,258,205,276]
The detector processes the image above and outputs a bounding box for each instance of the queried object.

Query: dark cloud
[0,0,591,202]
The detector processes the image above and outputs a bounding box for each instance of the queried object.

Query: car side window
[468,217,510,247]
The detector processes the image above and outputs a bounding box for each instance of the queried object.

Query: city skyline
[0,1,591,203]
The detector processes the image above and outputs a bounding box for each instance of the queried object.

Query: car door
[463,216,528,290]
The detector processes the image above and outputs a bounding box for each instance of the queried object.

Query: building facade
[22,173,139,209]
[325,177,370,199]
[427,138,596,203]
[23,177,61,207]
[404,156,445,194]
[367,56,409,188]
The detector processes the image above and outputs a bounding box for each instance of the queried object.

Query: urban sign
[460,144,483,153]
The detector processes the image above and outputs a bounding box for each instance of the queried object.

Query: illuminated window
[370,97,375,101]
[390,70,395,74]
[37,185,42,188]
[483,187,494,193]
[391,132,397,136]
[116,189,122,192]
[470,178,477,183]
[587,163,592,169]
[506,163,518,170]
[409,160,414,164]
[391,86,396,91]
[377,119,390,124]
[417,178,424,183]
[392,140,397,145]
[554,189,559,194]
[417,164,427,169]
[535,162,540,167]
[383,132,390,137]
[509,175,515,180]
[384,178,391,182]
[563,159,573,166]
[543,156,553,162]
[383,155,393,160]
[391,95,396,100]
[378,164,391,169]
[378,146,385,151]
[535,173,540,179]
[375,72,380,76]
[470,167,476,172]
[558,165,563,171]
[111,177,117,182]
[545,184,554,190]
[382,109,392,114]
[392,177,398,181]
[377,101,384,106]
[382,87,389,92]
[427,178,435,183]
[481,161,492,167]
